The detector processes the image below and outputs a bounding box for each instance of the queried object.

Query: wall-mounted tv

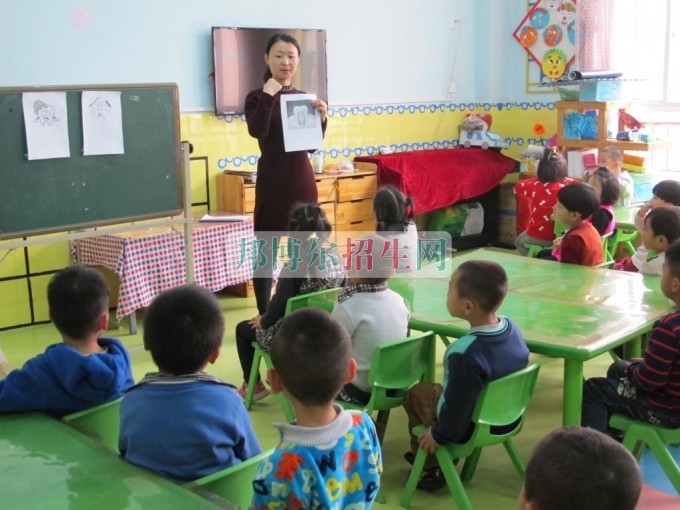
[212,27,328,116]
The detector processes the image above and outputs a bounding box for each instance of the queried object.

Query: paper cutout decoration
[22,91,70,160]
[513,0,577,81]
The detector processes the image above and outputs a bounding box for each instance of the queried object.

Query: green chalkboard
[0,84,182,239]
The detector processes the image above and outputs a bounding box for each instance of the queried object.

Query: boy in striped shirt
[582,239,680,434]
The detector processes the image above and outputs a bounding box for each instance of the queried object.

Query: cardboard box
[567,148,598,179]
[579,80,624,101]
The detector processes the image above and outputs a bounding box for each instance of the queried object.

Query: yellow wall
[0,101,556,329]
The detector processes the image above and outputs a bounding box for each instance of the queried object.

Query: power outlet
[451,19,461,30]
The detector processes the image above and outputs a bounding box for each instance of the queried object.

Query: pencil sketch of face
[33,100,57,125]
[89,97,112,118]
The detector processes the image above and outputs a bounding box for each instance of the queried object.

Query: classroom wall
[0,0,558,329]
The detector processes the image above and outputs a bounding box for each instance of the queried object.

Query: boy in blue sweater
[0,265,133,417]
[403,260,529,491]
[252,308,382,508]
[119,284,261,481]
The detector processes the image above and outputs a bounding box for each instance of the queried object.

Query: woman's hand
[263,79,283,96]
[312,98,328,122]
[248,315,262,329]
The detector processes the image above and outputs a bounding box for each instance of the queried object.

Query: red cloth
[514,177,576,241]
[558,222,604,266]
[355,148,516,214]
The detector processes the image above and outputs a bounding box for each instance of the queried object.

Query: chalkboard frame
[0,83,183,240]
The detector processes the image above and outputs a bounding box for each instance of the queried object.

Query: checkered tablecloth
[72,219,254,320]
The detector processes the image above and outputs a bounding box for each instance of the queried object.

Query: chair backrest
[62,397,122,452]
[284,287,342,315]
[472,363,540,430]
[193,449,274,509]
[365,331,436,412]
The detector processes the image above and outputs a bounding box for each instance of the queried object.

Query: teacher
[245,33,328,314]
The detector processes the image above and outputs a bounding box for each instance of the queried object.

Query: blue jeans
[582,360,680,432]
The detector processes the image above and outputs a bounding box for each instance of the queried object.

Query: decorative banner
[513,0,577,82]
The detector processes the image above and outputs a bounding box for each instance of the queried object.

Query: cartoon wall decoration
[513,0,577,92]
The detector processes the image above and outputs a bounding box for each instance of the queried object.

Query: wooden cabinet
[216,162,378,296]
[556,100,669,153]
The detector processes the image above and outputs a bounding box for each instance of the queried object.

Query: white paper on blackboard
[22,91,70,160]
[82,91,124,156]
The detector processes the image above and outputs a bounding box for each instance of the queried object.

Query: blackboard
[0,84,182,239]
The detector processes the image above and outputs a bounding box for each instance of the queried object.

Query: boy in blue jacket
[0,265,134,417]
[403,260,529,491]
[119,284,261,481]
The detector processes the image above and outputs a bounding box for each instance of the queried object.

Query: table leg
[563,359,584,426]
[623,335,643,359]
[128,312,137,335]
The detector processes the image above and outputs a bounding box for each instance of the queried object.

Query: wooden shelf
[556,138,670,152]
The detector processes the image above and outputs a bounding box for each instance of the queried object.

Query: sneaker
[404,451,416,465]
[417,467,446,492]
[252,380,270,402]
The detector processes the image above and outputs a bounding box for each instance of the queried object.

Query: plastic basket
[558,87,579,101]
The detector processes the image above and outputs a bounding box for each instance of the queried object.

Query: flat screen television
[212,27,328,116]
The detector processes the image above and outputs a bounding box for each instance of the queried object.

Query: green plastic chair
[610,414,680,494]
[190,448,274,509]
[244,287,342,421]
[525,216,566,258]
[608,228,638,259]
[400,363,541,510]
[62,397,122,452]
[336,331,436,443]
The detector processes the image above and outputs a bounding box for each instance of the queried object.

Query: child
[373,185,418,272]
[235,204,345,400]
[519,427,642,510]
[333,234,410,406]
[550,182,603,266]
[119,284,261,481]
[514,148,574,256]
[582,238,680,434]
[584,167,620,235]
[403,260,529,491]
[252,308,382,508]
[598,146,635,206]
[615,180,680,273]
[0,266,133,417]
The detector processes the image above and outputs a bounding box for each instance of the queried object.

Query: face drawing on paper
[89,97,112,118]
[33,100,57,125]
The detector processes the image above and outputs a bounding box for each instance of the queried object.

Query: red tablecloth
[73,218,254,320]
[355,148,517,214]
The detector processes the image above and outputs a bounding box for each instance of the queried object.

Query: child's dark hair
[665,239,680,278]
[524,427,641,510]
[587,167,620,206]
[454,260,507,313]
[271,308,351,406]
[349,234,395,285]
[645,206,680,245]
[263,33,300,82]
[557,182,600,219]
[48,266,109,340]
[143,284,224,375]
[288,203,332,240]
[537,147,568,183]
[652,180,680,206]
[373,185,415,233]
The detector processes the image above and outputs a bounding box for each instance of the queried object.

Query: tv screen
[212,27,328,116]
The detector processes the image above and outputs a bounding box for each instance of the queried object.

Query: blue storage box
[579,80,622,101]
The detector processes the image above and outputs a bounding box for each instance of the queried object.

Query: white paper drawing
[280,94,323,152]
[82,91,124,156]
[22,91,70,160]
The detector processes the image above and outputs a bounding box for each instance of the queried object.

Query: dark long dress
[244,87,326,232]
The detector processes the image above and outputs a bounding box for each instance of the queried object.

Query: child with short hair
[519,427,642,510]
[333,234,410,406]
[0,266,133,417]
[252,308,382,508]
[582,238,680,434]
[235,204,345,400]
[550,182,604,266]
[615,180,680,273]
[584,167,620,235]
[598,146,635,206]
[373,185,418,272]
[403,260,529,491]
[514,148,575,255]
[119,284,261,481]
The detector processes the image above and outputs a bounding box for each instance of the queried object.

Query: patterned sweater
[515,178,575,241]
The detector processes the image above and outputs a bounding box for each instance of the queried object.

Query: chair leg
[244,348,263,410]
[400,449,428,509]
[645,433,680,494]
[460,447,482,482]
[621,429,646,460]
[375,410,391,444]
[503,439,526,477]
[436,448,473,510]
[375,486,387,504]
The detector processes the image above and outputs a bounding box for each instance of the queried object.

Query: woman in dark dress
[245,33,328,314]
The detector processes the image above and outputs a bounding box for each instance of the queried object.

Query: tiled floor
[0,285,677,508]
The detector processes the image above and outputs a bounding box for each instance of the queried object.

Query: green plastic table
[389,249,672,426]
[0,412,234,509]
